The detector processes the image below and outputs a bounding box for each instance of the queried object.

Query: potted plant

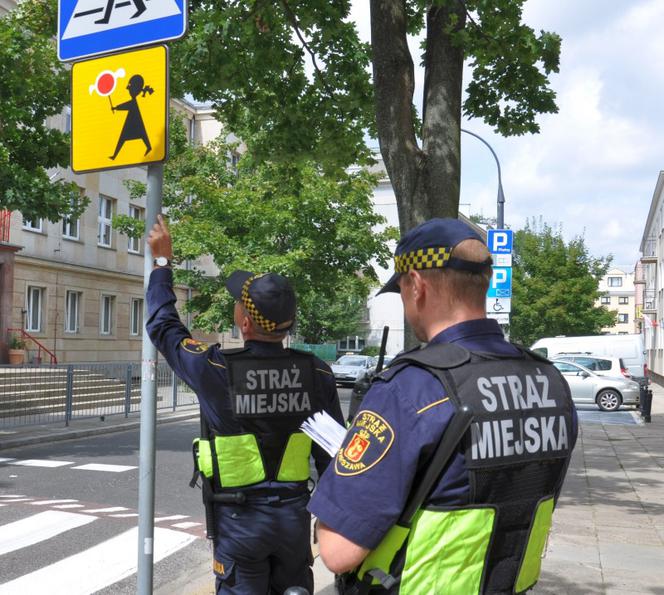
[7,334,26,365]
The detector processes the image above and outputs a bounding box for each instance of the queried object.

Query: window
[23,218,42,232]
[26,286,43,332]
[128,205,143,253]
[231,324,239,339]
[64,106,71,134]
[600,296,611,305]
[618,296,629,305]
[618,313,629,324]
[65,291,81,333]
[338,336,366,352]
[130,298,143,336]
[98,196,113,247]
[100,295,115,335]
[608,277,623,287]
[62,193,80,240]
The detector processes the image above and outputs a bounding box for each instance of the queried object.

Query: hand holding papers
[300,411,348,457]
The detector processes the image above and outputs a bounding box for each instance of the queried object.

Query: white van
[530,334,649,386]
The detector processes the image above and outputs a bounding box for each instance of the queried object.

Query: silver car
[553,360,640,412]
[331,355,376,387]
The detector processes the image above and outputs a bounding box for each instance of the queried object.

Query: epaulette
[373,361,410,383]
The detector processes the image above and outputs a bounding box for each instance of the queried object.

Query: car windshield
[335,356,367,366]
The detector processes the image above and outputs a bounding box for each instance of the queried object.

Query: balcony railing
[641,237,658,263]
[0,210,10,243]
[643,289,657,312]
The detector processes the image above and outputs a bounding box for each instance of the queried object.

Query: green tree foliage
[510,220,616,347]
[172,0,560,232]
[0,0,86,221]
[140,120,396,343]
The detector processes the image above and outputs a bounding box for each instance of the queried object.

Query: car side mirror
[580,371,590,378]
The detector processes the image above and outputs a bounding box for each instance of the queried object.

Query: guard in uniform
[146,216,343,594]
[309,218,578,594]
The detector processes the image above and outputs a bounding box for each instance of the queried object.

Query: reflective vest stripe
[515,497,554,593]
[356,524,410,584]
[277,433,312,482]
[195,433,313,488]
[216,434,266,487]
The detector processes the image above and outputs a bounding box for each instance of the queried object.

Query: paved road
[0,388,352,594]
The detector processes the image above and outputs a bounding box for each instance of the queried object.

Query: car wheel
[596,389,622,412]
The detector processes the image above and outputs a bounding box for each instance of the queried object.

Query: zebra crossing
[0,457,137,473]
[0,494,205,593]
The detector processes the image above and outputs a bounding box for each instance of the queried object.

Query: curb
[0,411,200,451]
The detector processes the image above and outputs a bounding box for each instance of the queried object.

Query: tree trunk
[370,0,465,349]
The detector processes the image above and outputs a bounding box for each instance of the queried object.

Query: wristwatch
[153,256,172,268]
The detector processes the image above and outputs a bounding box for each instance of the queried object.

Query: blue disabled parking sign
[58,0,187,62]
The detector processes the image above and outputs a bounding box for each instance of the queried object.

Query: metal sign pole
[137,162,163,595]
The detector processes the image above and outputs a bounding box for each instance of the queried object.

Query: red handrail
[0,210,10,243]
[7,328,57,364]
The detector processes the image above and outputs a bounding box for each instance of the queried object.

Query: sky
[349,0,663,269]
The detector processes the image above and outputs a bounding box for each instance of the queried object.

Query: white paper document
[300,411,348,457]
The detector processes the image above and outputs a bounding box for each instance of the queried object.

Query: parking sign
[487,266,512,298]
[487,229,513,254]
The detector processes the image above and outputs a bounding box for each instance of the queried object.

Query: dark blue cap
[378,218,491,295]
[225,270,296,333]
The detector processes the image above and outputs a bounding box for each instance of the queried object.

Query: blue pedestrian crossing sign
[487,229,513,254]
[487,266,512,299]
[58,0,187,62]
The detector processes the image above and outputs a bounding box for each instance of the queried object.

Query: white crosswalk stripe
[72,463,137,472]
[9,459,73,468]
[0,511,95,556]
[0,459,136,472]
[0,524,196,594]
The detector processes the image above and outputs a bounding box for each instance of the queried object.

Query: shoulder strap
[392,342,471,370]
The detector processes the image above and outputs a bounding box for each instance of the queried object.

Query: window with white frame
[618,296,629,305]
[23,217,42,232]
[100,295,115,335]
[608,277,623,287]
[600,296,611,305]
[130,298,143,336]
[618,313,629,324]
[231,324,239,339]
[65,291,81,333]
[62,192,80,240]
[338,336,366,352]
[98,196,114,247]
[26,286,44,332]
[128,205,143,253]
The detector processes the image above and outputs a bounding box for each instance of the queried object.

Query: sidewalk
[3,388,664,594]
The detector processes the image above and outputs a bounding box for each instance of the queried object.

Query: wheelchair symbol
[492,299,504,312]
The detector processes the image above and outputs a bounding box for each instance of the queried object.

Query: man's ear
[409,270,426,303]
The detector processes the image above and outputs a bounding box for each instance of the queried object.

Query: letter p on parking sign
[487,229,513,254]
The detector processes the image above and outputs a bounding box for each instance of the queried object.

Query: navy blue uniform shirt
[308,318,578,549]
[146,267,343,478]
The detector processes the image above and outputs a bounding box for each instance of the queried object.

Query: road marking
[0,498,33,503]
[72,463,137,473]
[82,506,129,513]
[31,499,80,506]
[0,494,25,498]
[154,514,189,522]
[0,526,196,594]
[109,513,139,518]
[171,521,201,529]
[53,504,86,509]
[0,458,16,464]
[0,511,95,556]
[10,459,73,468]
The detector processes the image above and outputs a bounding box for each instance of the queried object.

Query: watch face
[155,257,168,266]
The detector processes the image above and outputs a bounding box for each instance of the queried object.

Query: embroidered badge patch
[335,410,395,476]
[181,338,208,354]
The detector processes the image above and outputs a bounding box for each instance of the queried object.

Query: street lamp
[461,128,505,229]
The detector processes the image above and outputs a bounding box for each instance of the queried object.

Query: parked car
[552,354,632,380]
[531,334,649,387]
[330,355,376,387]
[552,360,640,411]
[347,355,396,423]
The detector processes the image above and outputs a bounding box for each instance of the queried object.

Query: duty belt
[210,484,310,505]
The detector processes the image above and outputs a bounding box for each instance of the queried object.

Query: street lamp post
[461,128,505,228]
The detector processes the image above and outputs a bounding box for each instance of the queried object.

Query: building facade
[596,267,637,334]
[639,171,664,377]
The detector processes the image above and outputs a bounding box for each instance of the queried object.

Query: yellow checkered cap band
[241,274,278,333]
[394,247,452,273]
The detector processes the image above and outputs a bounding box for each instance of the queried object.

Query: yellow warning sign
[71,45,168,173]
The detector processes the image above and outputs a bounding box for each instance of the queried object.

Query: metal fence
[0,361,198,429]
